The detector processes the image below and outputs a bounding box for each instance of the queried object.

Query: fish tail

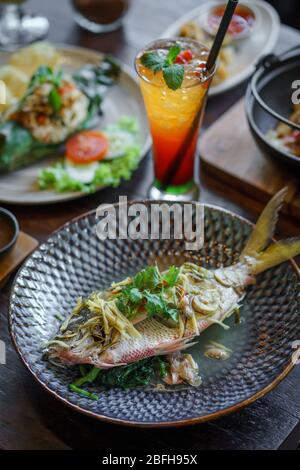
[239,188,300,274]
[240,187,288,261]
[250,238,300,275]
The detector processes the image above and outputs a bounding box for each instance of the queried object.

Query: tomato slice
[66,131,109,164]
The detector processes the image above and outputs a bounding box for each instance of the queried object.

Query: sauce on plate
[208,4,255,38]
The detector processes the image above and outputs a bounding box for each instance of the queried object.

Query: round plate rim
[0,44,151,205]
[162,0,281,97]
[8,202,300,428]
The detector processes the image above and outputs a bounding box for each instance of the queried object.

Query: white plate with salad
[0,42,150,204]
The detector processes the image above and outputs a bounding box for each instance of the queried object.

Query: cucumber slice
[104,129,135,160]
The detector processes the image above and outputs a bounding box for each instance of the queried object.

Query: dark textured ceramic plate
[9,202,300,427]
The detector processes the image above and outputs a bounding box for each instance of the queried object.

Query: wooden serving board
[200,99,300,221]
[0,231,38,287]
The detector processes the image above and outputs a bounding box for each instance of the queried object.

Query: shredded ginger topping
[47,292,141,359]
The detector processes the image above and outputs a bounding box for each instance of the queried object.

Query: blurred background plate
[0,45,150,205]
[163,0,280,96]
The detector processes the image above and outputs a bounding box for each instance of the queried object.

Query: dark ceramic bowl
[9,201,300,427]
[0,207,19,258]
[245,48,300,172]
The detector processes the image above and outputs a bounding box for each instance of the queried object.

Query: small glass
[71,0,130,33]
[0,0,49,50]
[135,38,215,201]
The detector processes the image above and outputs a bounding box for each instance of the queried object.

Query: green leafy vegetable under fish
[70,357,169,397]
[69,384,98,400]
[0,57,120,174]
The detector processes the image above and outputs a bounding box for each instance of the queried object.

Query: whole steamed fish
[48,189,300,373]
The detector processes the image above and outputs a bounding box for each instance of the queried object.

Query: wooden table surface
[0,0,300,450]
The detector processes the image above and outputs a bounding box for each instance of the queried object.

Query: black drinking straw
[160,0,239,191]
[206,0,239,71]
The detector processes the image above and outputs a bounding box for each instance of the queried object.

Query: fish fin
[93,361,123,369]
[250,237,300,275]
[240,187,288,260]
[155,338,197,356]
[131,312,147,325]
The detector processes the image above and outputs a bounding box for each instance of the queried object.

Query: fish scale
[105,318,182,364]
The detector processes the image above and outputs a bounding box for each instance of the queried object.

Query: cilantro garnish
[144,291,179,323]
[162,266,179,286]
[115,265,180,324]
[134,265,161,290]
[124,287,143,303]
[140,45,185,90]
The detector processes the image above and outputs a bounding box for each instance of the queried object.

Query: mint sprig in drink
[135,38,215,201]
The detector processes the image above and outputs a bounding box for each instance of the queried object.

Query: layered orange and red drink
[135,38,214,200]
